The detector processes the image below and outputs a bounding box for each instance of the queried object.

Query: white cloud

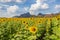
[0,0,26,3]
[55,5,60,13]
[0,6,2,9]
[41,3,49,9]
[0,4,29,17]
[7,5,19,13]
[36,0,47,3]
[0,4,9,9]
[6,5,19,17]
[0,0,11,2]
[0,5,20,17]
[24,7,29,12]
[30,3,41,11]
[0,12,17,17]
[16,0,26,3]
[55,5,60,9]
[29,0,49,15]
[45,12,51,14]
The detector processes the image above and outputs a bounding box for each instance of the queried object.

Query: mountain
[37,13,44,17]
[13,12,37,18]
[13,12,60,18]
[13,12,31,18]
[20,12,31,17]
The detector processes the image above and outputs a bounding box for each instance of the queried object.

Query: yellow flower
[22,20,28,25]
[57,18,60,20]
[25,25,29,30]
[35,20,43,25]
[29,26,37,34]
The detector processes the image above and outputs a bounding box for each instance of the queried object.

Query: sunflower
[25,25,29,30]
[35,20,43,25]
[29,26,37,34]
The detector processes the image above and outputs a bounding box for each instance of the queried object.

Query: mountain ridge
[13,12,60,18]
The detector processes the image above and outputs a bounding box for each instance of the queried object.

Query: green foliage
[0,18,60,40]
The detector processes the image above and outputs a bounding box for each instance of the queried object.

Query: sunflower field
[0,15,60,40]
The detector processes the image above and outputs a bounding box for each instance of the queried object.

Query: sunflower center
[32,28,36,32]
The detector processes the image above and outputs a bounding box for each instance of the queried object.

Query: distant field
[0,16,60,40]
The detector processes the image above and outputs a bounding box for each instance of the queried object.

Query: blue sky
[0,0,60,17]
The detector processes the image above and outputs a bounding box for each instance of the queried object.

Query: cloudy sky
[0,0,60,17]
